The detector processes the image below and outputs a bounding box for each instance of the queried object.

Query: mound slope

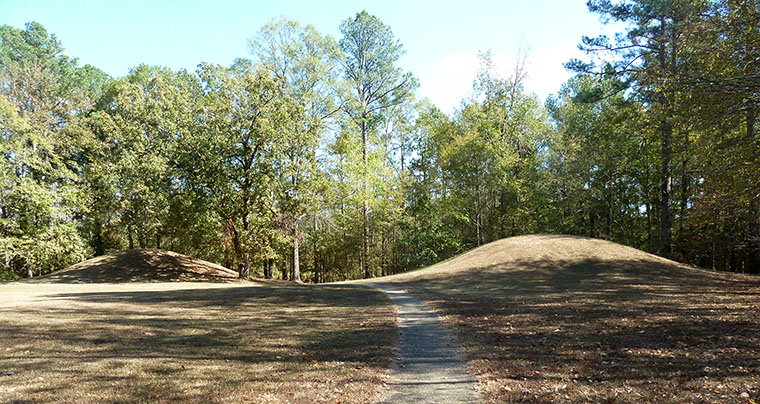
[365,234,760,403]
[376,234,739,287]
[38,249,239,283]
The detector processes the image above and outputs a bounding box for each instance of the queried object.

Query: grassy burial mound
[371,234,760,404]
[36,249,240,283]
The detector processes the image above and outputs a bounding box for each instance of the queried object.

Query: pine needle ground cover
[374,235,760,404]
[0,282,396,404]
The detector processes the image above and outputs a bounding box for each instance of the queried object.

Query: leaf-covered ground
[372,235,760,403]
[0,282,396,403]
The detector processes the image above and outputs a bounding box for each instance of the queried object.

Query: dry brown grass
[363,234,760,403]
[0,281,396,403]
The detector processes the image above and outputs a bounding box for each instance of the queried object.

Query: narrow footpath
[368,284,480,404]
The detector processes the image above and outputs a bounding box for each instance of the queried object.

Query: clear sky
[1,0,620,114]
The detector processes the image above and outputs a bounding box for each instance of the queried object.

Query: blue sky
[1,0,622,114]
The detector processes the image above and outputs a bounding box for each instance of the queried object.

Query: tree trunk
[749,200,760,274]
[313,217,319,283]
[156,233,161,249]
[500,191,507,238]
[239,253,250,280]
[381,230,387,277]
[400,132,406,173]
[679,132,689,234]
[710,238,715,270]
[605,186,612,238]
[228,220,249,280]
[657,17,675,259]
[128,225,134,249]
[646,201,653,252]
[93,220,105,256]
[748,106,755,138]
[660,116,673,258]
[361,115,370,279]
[292,227,301,282]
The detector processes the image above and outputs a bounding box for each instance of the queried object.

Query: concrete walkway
[367,284,480,404]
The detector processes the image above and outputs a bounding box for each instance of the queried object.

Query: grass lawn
[0,281,396,403]
[371,235,760,404]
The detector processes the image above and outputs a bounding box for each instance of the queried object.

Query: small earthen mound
[38,249,239,283]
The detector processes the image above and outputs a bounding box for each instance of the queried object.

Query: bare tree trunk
[400,131,406,173]
[749,200,760,274]
[128,225,134,249]
[381,230,387,277]
[293,227,301,282]
[229,219,249,280]
[605,186,612,238]
[313,250,319,283]
[313,216,320,283]
[660,117,673,258]
[642,156,654,252]
[500,191,507,239]
[748,106,755,138]
[679,132,690,234]
[657,19,674,259]
[361,116,370,279]
[646,201,653,251]
[239,253,250,280]
[711,237,716,270]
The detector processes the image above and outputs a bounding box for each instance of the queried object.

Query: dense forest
[1,0,758,281]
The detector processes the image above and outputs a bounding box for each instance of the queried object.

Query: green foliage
[572,0,760,269]
[336,11,419,278]
[545,75,654,247]
[91,65,195,250]
[0,23,103,278]
[2,6,758,279]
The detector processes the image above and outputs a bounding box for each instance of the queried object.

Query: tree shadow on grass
[390,258,760,403]
[0,283,396,404]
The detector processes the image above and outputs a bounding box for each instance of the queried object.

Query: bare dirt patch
[0,282,396,403]
[366,234,760,403]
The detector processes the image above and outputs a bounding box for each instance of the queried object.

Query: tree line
[1,2,758,281]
